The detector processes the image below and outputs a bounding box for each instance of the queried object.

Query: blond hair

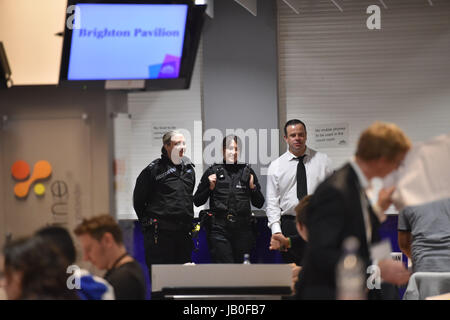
[356,122,411,161]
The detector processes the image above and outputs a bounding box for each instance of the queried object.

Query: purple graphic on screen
[148,54,181,79]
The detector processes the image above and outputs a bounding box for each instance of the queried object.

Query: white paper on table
[387,133,450,211]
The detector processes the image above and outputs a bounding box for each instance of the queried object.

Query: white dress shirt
[266,147,333,234]
[349,159,392,263]
[390,133,450,210]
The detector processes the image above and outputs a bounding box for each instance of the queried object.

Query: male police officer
[194,135,265,263]
[133,131,195,277]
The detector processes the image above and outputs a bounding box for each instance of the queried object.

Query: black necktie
[296,155,307,200]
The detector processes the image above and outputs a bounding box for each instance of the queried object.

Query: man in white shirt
[266,119,333,264]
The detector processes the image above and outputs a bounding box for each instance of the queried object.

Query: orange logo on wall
[11,160,53,198]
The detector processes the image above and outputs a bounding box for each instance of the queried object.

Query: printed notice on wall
[151,124,177,143]
[312,123,349,148]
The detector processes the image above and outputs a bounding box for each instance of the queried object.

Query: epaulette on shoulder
[182,157,195,168]
[147,159,160,170]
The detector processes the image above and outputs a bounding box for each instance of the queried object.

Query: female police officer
[194,135,265,263]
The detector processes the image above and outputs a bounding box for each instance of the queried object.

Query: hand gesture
[249,174,256,190]
[208,174,217,190]
[377,186,396,212]
[378,259,411,286]
[289,263,302,294]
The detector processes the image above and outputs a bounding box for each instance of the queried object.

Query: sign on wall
[11,160,52,198]
[1,117,91,244]
[311,123,349,148]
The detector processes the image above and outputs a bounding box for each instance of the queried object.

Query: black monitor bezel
[58,0,206,91]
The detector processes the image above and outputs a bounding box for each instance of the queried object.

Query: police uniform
[193,162,265,263]
[133,154,195,275]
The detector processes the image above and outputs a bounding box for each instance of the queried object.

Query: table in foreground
[152,264,293,300]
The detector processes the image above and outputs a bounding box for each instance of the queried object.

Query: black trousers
[280,215,306,265]
[206,219,255,263]
[143,227,193,279]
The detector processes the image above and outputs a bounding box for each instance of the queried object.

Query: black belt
[281,215,296,220]
[141,215,191,231]
[212,213,252,225]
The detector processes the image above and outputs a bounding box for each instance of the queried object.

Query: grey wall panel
[278,0,450,169]
[203,0,279,194]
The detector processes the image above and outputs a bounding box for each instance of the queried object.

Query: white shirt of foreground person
[389,133,450,211]
[266,147,333,234]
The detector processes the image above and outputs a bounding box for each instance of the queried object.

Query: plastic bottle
[336,236,366,300]
[243,253,251,264]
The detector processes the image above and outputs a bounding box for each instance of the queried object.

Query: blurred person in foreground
[270,195,312,295]
[36,225,115,300]
[398,198,450,273]
[297,121,412,300]
[74,215,146,300]
[2,235,79,300]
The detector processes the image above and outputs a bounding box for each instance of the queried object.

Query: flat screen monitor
[59,0,206,90]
